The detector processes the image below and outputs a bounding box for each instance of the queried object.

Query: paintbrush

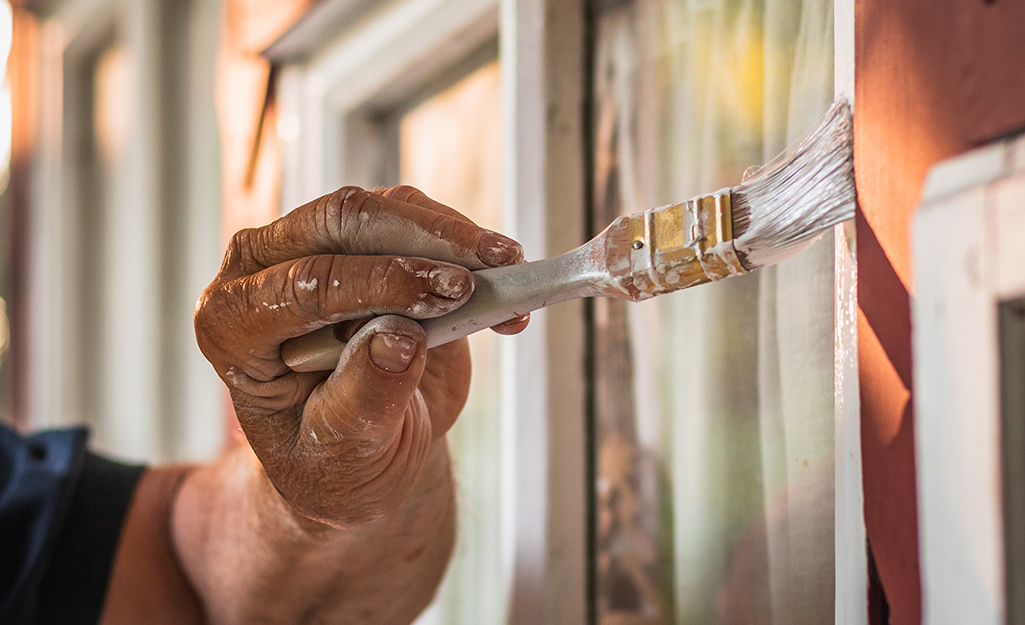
[282,99,855,372]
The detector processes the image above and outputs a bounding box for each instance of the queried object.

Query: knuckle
[194,284,229,336]
[375,256,417,295]
[225,228,259,271]
[324,256,354,300]
[326,186,373,243]
[382,185,423,203]
[227,227,249,251]
[194,285,215,320]
[288,256,330,316]
[364,261,391,296]
[427,213,473,247]
[193,285,244,364]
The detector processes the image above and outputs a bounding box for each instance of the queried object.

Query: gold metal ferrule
[623,189,747,298]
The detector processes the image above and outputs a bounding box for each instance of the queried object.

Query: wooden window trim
[913,133,1025,625]
[834,0,868,622]
[26,0,224,462]
[269,1,589,622]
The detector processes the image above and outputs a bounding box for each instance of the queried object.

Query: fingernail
[478,231,525,267]
[428,266,472,299]
[369,333,417,372]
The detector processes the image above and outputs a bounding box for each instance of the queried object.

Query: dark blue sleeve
[0,424,145,625]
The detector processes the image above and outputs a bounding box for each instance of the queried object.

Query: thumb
[292,316,433,525]
[312,315,429,439]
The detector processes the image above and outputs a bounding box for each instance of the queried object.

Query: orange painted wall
[2,8,38,427]
[855,1,1025,623]
[217,0,314,245]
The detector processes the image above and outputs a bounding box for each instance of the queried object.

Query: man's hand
[194,185,526,527]
[102,185,533,625]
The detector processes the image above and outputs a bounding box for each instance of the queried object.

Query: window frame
[834,0,869,622]
[271,0,865,622]
[26,0,224,462]
[30,0,163,456]
[912,132,1025,625]
[269,0,589,622]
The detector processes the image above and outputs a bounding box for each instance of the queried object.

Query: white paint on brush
[732,99,855,268]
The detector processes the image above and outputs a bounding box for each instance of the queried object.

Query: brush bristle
[731,99,855,269]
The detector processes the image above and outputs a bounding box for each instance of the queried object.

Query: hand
[194,185,528,527]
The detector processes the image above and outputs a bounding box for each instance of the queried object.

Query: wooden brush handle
[281,244,610,372]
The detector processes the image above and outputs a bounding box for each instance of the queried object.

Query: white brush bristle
[731,99,855,269]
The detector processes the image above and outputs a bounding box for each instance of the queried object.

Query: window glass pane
[398,60,506,625]
[591,1,835,623]
[1002,297,1025,623]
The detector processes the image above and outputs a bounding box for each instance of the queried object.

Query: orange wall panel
[217,0,316,246]
[855,1,1025,623]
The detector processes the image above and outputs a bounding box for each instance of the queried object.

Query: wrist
[252,437,455,542]
[173,432,457,625]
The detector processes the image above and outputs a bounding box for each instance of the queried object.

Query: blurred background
[0,0,840,623]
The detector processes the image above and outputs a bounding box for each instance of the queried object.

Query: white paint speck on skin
[394,257,430,280]
[356,443,385,458]
[333,280,340,288]
[319,416,345,441]
[297,278,318,291]
[310,430,319,443]
[224,367,244,388]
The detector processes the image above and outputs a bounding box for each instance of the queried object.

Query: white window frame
[834,0,868,622]
[272,0,867,622]
[912,132,1025,625]
[27,0,223,462]
[269,0,588,623]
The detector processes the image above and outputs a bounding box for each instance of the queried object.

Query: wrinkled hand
[194,186,528,527]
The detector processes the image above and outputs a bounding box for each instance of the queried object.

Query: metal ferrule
[624,188,748,297]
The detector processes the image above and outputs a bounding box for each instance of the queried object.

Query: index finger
[220,186,523,280]
[375,185,531,337]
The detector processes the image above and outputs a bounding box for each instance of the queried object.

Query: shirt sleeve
[0,424,145,625]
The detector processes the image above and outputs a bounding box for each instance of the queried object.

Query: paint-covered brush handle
[281,242,610,372]
[281,192,759,373]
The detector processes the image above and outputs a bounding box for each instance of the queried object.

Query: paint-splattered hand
[194,185,528,526]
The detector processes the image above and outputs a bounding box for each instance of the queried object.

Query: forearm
[100,467,204,625]
[171,439,456,625]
